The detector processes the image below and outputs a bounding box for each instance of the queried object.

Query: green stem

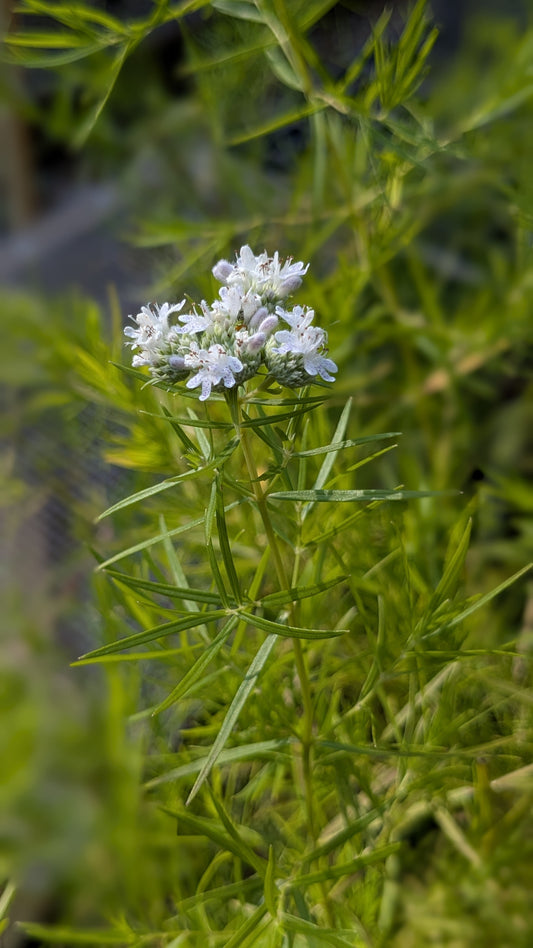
[228,389,317,842]
[228,388,336,926]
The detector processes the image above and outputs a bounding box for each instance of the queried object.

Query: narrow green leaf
[336,8,389,94]
[96,501,249,571]
[222,904,269,948]
[207,540,231,608]
[290,843,401,889]
[244,417,285,456]
[239,610,346,640]
[66,5,125,32]
[216,476,242,603]
[158,515,210,636]
[72,647,203,665]
[301,397,351,521]
[208,789,265,874]
[232,544,272,656]
[189,405,212,459]
[245,394,326,408]
[152,615,239,714]
[6,31,96,48]
[296,0,340,28]
[145,739,292,788]
[76,609,227,660]
[96,464,207,520]
[213,434,241,466]
[240,404,322,427]
[306,806,387,862]
[186,634,277,804]
[246,545,272,602]
[3,43,107,67]
[0,881,15,922]
[179,33,276,77]
[13,0,125,32]
[105,570,223,605]
[314,399,352,485]
[74,41,133,147]
[97,439,239,520]
[340,443,398,478]
[265,46,303,91]
[317,738,455,760]
[108,360,159,382]
[270,488,452,503]
[228,102,323,146]
[160,405,202,456]
[425,517,472,616]
[94,513,208,570]
[145,412,232,429]
[297,419,309,491]
[293,433,400,457]
[162,808,265,874]
[205,480,217,545]
[177,876,261,912]
[264,845,279,916]
[437,562,533,633]
[306,499,384,546]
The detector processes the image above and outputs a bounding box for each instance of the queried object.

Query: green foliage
[2,1,533,946]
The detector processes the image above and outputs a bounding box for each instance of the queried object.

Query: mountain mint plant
[125,246,337,397]
[80,246,445,941]
[6,0,532,938]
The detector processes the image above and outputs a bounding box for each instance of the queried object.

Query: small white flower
[211,285,263,326]
[213,285,243,320]
[234,327,262,357]
[132,352,151,367]
[241,289,263,323]
[125,300,186,365]
[212,246,309,301]
[184,342,244,401]
[175,308,212,334]
[271,305,337,382]
[230,246,269,292]
[275,304,314,333]
[270,251,309,298]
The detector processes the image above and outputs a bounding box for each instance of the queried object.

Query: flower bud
[256,314,278,338]
[246,332,267,353]
[212,260,234,282]
[278,275,302,297]
[248,306,269,329]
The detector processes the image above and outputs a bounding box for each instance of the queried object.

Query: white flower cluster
[125,246,337,400]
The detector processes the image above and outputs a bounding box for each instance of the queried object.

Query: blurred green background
[1,0,532,945]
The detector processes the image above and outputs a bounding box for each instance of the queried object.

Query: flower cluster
[125,246,337,400]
